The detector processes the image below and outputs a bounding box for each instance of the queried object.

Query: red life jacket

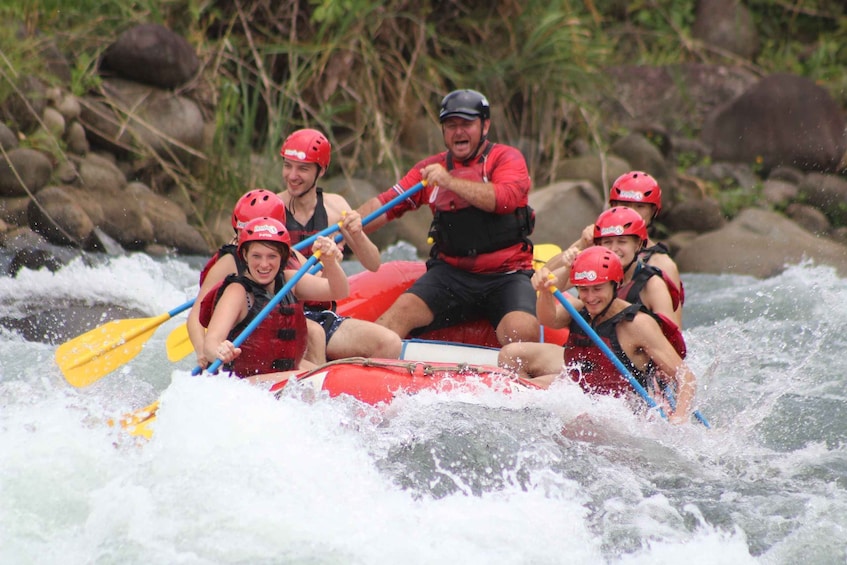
[427,143,535,259]
[199,273,307,378]
[564,303,652,396]
[616,263,686,358]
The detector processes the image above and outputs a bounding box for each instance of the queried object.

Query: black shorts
[304,310,346,344]
[407,259,537,335]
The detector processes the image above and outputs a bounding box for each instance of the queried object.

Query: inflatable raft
[119,260,566,439]
[121,352,538,439]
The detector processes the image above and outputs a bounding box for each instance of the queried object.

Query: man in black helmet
[357,89,539,346]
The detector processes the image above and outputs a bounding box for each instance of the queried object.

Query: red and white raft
[122,261,563,439]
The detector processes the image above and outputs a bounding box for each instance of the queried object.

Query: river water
[1,245,846,564]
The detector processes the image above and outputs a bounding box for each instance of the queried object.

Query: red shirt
[376,142,533,273]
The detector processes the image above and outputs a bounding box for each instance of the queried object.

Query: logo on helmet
[283,148,308,161]
[599,225,625,237]
[572,270,598,282]
[252,223,279,236]
[617,190,644,201]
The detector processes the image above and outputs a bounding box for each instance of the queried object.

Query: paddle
[548,282,710,428]
[55,300,194,388]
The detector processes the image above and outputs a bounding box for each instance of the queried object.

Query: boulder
[692,0,759,59]
[675,208,847,278]
[80,78,206,163]
[552,154,631,200]
[662,197,726,234]
[27,185,96,247]
[0,148,53,197]
[529,181,604,249]
[701,73,847,173]
[99,23,200,89]
[598,64,758,137]
[796,173,847,225]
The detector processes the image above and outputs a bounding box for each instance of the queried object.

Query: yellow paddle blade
[533,243,562,270]
[54,313,169,388]
[166,322,194,362]
[109,400,159,440]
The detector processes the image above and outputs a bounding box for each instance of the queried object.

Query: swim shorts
[406,259,536,335]
[305,309,346,344]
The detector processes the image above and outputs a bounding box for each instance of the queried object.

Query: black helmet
[439,89,490,122]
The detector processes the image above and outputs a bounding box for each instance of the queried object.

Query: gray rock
[80,79,206,164]
[599,64,758,138]
[663,197,726,234]
[676,208,847,277]
[0,122,18,151]
[552,154,631,200]
[797,173,847,224]
[761,178,798,207]
[530,181,604,249]
[785,203,830,235]
[27,185,95,246]
[692,0,759,59]
[99,23,200,89]
[0,148,53,197]
[702,73,847,173]
[610,133,671,181]
[78,152,127,193]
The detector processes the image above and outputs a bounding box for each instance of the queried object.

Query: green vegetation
[1,0,845,222]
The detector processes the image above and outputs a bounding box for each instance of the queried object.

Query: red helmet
[279,128,331,170]
[231,189,286,230]
[569,246,624,287]
[609,171,662,214]
[593,206,648,245]
[237,217,291,255]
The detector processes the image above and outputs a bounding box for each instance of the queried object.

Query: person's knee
[497,312,540,345]
[498,342,523,368]
[374,329,402,358]
[377,293,433,336]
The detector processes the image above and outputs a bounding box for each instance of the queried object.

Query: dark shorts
[304,309,346,344]
[407,259,537,335]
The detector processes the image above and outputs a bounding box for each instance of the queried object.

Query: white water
[2,249,846,564]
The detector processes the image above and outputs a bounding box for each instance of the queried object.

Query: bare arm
[188,254,238,367]
[640,276,678,326]
[622,315,696,424]
[203,283,248,366]
[292,236,349,301]
[324,194,382,272]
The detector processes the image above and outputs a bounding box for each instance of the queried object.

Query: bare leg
[327,318,403,359]
[375,293,435,339]
[495,311,540,345]
[303,318,327,365]
[498,341,563,379]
